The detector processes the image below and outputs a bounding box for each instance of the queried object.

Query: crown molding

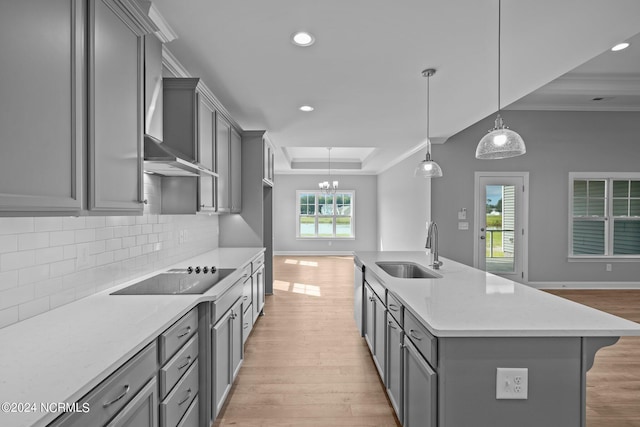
[148,3,178,43]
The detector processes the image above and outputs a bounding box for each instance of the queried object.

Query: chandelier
[318,147,338,194]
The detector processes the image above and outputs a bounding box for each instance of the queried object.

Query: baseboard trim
[527,281,640,290]
[274,251,355,257]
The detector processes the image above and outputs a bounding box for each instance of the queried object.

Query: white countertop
[355,251,640,338]
[0,247,264,427]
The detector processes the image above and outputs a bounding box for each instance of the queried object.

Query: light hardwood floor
[213,256,640,426]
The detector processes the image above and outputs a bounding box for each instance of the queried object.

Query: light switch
[458,208,467,220]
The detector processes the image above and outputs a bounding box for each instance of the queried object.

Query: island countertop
[0,247,264,427]
[354,251,640,338]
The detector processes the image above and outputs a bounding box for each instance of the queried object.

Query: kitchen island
[0,247,264,427]
[354,251,640,427]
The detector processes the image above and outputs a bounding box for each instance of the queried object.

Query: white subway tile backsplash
[0,218,35,235]
[0,306,19,329]
[34,217,63,232]
[0,178,219,328]
[18,232,50,251]
[18,296,50,321]
[0,270,18,292]
[0,235,18,254]
[18,264,50,286]
[50,230,75,247]
[35,247,64,265]
[1,250,36,272]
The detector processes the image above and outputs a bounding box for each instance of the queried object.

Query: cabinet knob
[139,199,148,205]
[201,204,205,208]
[203,266,209,274]
[195,266,201,274]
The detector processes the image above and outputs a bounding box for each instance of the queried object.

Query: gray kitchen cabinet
[88,0,154,213]
[160,361,199,427]
[253,263,265,321]
[364,284,386,379]
[198,95,217,212]
[386,314,403,423]
[216,114,231,212]
[211,295,243,419]
[262,135,275,186]
[403,338,437,427]
[230,127,242,213]
[0,0,84,214]
[106,378,158,427]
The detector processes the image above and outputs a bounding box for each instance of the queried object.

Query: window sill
[296,237,356,241]
[568,256,640,262]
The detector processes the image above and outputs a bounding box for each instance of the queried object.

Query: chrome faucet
[426,222,443,269]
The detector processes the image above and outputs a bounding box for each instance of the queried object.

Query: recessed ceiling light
[299,105,314,112]
[291,31,315,47]
[611,42,630,52]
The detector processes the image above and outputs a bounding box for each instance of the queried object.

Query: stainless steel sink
[376,261,442,279]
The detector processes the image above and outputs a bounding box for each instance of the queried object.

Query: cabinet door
[198,94,216,212]
[216,114,231,212]
[0,0,83,213]
[386,315,403,423]
[403,339,437,427]
[106,378,158,427]
[88,0,148,213]
[231,298,243,380]
[253,265,265,321]
[212,309,232,419]
[372,294,386,379]
[230,127,242,213]
[364,285,375,354]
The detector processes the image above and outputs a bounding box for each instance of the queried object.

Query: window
[297,191,354,238]
[569,173,640,257]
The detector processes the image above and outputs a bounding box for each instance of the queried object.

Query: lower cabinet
[253,263,265,321]
[403,338,437,427]
[211,297,244,419]
[386,314,403,423]
[106,378,158,427]
[364,284,386,379]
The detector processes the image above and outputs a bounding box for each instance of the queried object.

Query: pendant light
[475,0,526,159]
[414,68,443,178]
[318,147,338,194]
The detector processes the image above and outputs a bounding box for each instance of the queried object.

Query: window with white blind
[296,191,355,239]
[569,173,640,258]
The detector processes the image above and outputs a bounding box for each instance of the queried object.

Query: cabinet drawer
[242,276,252,311]
[240,263,252,282]
[364,272,385,301]
[52,342,157,427]
[387,292,403,326]
[176,395,199,427]
[160,360,199,427]
[243,303,254,344]
[211,279,243,324]
[159,333,199,399]
[159,308,198,364]
[404,309,437,368]
[252,254,264,274]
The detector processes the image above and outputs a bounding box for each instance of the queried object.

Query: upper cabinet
[216,114,231,213]
[88,0,155,213]
[198,94,217,212]
[230,128,242,213]
[0,0,157,216]
[0,0,84,214]
[263,136,275,186]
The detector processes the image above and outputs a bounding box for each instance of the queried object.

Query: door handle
[480,236,486,240]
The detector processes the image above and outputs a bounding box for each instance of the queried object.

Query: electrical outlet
[496,368,528,399]
[606,263,612,272]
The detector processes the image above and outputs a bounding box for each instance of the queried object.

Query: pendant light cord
[497,0,501,113]
[426,71,431,154]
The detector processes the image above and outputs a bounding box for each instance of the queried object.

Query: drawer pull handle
[178,388,192,406]
[243,296,249,301]
[244,322,249,329]
[409,329,422,341]
[177,326,191,338]
[388,303,399,311]
[177,356,192,370]
[388,320,397,329]
[103,384,130,408]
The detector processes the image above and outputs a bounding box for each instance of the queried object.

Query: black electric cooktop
[111,268,236,295]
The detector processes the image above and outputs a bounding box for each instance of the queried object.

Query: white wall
[273,174,377,254]
[0,174,219,329]
[431,110,640,286]
[377,150,432,251]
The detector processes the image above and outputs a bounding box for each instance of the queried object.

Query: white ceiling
[152,0,640,174]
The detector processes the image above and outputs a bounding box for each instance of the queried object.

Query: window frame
[568,172,640,260]
[296,190,355,240]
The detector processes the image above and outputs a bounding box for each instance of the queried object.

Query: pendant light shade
[414,68,443,178]
[476,114,526,159]
[475,0,526,160]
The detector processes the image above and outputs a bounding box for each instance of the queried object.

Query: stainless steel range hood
[144,135,217,177]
